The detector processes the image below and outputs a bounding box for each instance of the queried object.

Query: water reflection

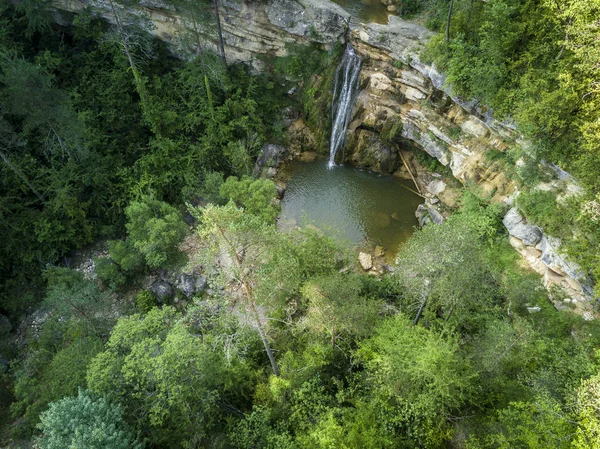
[332,0,390,24]
[279,158,422,260]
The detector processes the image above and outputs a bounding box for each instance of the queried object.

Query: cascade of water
[329,46,362,167]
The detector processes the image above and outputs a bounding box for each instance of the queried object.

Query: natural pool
[332,0,390,24]
[278,158,422,261]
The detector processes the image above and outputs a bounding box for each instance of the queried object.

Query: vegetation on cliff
[1,1,600,448]
[422,0,600,298]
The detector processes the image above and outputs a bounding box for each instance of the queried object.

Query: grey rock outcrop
[502,208,543,246]
[150,280,174,303]
[266,0,349,44]
[253,143,289,177]
[177,274,196,298]
[536,235,585,281]
[176,273,208,298]
[426,179,446,196]
[416,204,443,227]
[195,275,208,292]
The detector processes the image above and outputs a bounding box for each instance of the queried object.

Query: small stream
[332,0,390,24]
[279,158,422,261]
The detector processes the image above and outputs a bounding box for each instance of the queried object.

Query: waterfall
[329,46,362,167]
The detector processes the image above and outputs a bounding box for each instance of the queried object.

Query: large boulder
[359,252,373,271]
[177,274,196,298]
[415,204,444,227]
[150,280,174,303]
[426,179,446,196]
[195,275,208,292]
[253,143,289,177]
[502,208,543,246]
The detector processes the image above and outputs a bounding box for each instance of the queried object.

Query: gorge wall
[51,0,596,316]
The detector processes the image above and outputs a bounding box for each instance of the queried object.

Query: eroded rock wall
[53,0,350,69]
[51,0,596,313]
[342,25,594,315]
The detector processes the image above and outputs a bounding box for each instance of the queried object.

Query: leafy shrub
[125,196,188,269]
[517,190,572,236]
[135,290,156,313]
[220,176,280,222]
[36,389,143,449]
[202,171,225,204]
[274,44,331,81]
[95,257,126,291]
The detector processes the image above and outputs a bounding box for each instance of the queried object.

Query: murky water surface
[332,0,390,24]
[279,158,422,260]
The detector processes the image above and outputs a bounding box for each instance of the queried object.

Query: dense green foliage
[423,0,600,194]
[36,389,143,449]
[0,2,285,316]
[2,0,600,448]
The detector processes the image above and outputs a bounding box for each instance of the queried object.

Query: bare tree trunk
[446,0,455,44]
[399,150,422,195]
[413,294,428,326]
[212,0,227,65]
[107,0,147,105]
[0,150,45,203]
[216,225,280,376]
[191,14,215,115]
[48,122,73,159]
[250,303,280,376]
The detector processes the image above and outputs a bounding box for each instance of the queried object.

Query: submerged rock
[276,183,286,199]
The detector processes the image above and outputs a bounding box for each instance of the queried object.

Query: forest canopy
[1,0,600,448]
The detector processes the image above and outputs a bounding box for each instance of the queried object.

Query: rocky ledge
[51,0,596,314]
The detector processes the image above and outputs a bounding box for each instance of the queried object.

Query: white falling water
[329,46,362,167]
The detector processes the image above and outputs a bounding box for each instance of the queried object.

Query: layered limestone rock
[51,0,595,313]
[53,0,350,68]
[340,19,595,313]
[344,37,516,205]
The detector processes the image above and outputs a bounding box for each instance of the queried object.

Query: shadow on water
[279,158,422,261]
[332,0,390,24]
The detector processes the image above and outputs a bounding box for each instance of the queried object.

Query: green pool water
[278,158,422,260]
[332,0,390,24]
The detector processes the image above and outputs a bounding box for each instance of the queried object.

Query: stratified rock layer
[51,0,595,314]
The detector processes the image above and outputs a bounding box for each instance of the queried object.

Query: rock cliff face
[341,29,594,316]
[54,0,350,69]
[52,0,595,314]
